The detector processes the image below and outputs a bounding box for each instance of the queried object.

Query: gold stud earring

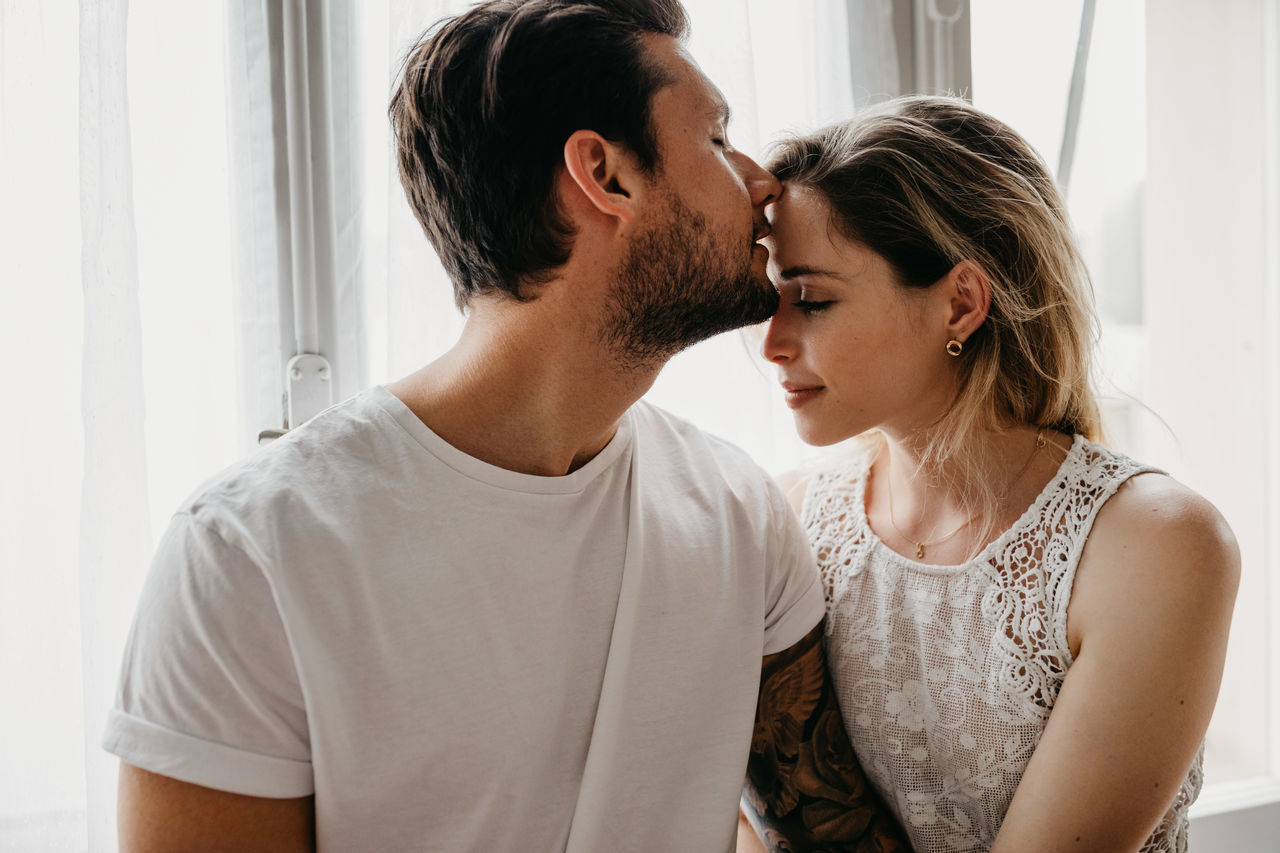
[946,339,963,357]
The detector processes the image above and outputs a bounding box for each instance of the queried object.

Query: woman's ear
[560,129,644,225]
[942,260,992,341]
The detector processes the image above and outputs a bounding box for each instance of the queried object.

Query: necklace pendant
[915,543,925,559]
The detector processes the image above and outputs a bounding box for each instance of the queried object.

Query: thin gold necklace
[884,429,1046,560]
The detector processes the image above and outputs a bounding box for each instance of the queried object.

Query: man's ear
[561,129,645,225]
[942,259,992,341]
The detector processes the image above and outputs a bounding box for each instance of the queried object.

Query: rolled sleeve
[102,512,312,797]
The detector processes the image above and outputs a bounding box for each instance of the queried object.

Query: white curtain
[226,0,367,438]
[0,1,897,848]
[1,3,90,848]
[76,1,150,847]
[2,0,242,849]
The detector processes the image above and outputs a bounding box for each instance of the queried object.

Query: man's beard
[600,193,779,371]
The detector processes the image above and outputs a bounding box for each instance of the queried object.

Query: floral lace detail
[803,438,1202,853]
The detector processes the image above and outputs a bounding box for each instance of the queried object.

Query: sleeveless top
[802,435,1204,853]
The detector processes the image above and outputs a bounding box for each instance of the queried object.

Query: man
[103,1,907,850]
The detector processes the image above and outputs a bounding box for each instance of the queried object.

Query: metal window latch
[257,352,334,445]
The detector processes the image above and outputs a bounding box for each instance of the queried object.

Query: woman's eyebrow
[778,265,842,281]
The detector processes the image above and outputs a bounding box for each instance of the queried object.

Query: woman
[755,97,1239,852]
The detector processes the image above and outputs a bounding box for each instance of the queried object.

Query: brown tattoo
[742,622,912,852]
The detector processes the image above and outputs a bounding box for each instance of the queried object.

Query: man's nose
[736,151,781,208]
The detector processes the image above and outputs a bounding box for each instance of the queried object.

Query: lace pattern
[805,437,1202,852]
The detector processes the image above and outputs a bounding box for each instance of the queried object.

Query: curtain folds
[227,0,366,439]
[4,0,242,848]
[77,0,151,848]
[847,0,902,104]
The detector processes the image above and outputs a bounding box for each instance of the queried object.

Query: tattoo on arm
[742,622,911,852]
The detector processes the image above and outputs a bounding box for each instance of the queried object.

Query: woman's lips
[782,384,824,408]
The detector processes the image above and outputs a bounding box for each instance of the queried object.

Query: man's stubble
[601,191,779,372]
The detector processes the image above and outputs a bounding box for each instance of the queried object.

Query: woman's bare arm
[990,474,1239,852]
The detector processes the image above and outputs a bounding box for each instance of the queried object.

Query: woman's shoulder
[1068,435,1161,481]
[1090,469,1238,565]
[1071,469,1240,643]
[773,468,814,518]
[1049,438,1207,541]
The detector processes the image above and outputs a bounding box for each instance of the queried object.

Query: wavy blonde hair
[768,96,1103,532]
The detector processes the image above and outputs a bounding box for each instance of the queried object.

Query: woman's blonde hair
[768,96,1103,529]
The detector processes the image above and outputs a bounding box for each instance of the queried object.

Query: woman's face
[761,184,959,446]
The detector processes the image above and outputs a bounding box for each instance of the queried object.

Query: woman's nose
[761,310,795,363]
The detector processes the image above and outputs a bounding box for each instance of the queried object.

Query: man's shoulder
[631,399,758,463]
[181,388,410,531]
[630,399,782,506]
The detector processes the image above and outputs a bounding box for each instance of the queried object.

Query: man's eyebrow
[709,96,731,126]
[778,265,841,280]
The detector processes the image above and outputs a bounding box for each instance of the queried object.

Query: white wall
[1143,0,1280,844]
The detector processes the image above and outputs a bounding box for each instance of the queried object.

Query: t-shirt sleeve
[760,480,825,656]
[101,511,314,798]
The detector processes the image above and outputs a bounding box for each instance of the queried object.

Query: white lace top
[803,436,1203,853]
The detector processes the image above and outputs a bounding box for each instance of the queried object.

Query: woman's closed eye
[793,299,834,315]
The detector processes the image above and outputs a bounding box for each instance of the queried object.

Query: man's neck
[387,304,661,477]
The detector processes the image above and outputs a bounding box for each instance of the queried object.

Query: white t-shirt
[103,387,823,852]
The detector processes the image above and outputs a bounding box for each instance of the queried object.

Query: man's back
[105,388,822,850]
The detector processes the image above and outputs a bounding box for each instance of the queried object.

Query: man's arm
[118,763,314,853]
[741,622,910,852]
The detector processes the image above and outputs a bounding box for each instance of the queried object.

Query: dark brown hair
[390,0,689,308]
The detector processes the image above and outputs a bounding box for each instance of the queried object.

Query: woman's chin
[794,416,853,448]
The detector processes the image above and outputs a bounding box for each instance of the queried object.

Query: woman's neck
[868,424,1070,564]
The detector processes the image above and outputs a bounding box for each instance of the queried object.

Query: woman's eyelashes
[772,280,834,314]
[793,299,834,315]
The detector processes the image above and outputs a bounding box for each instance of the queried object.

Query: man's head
[390,0,689,308]
[390,0,781,367]
[597,34,782,367]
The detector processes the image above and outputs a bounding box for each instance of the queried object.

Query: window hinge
[257,352,333,445]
